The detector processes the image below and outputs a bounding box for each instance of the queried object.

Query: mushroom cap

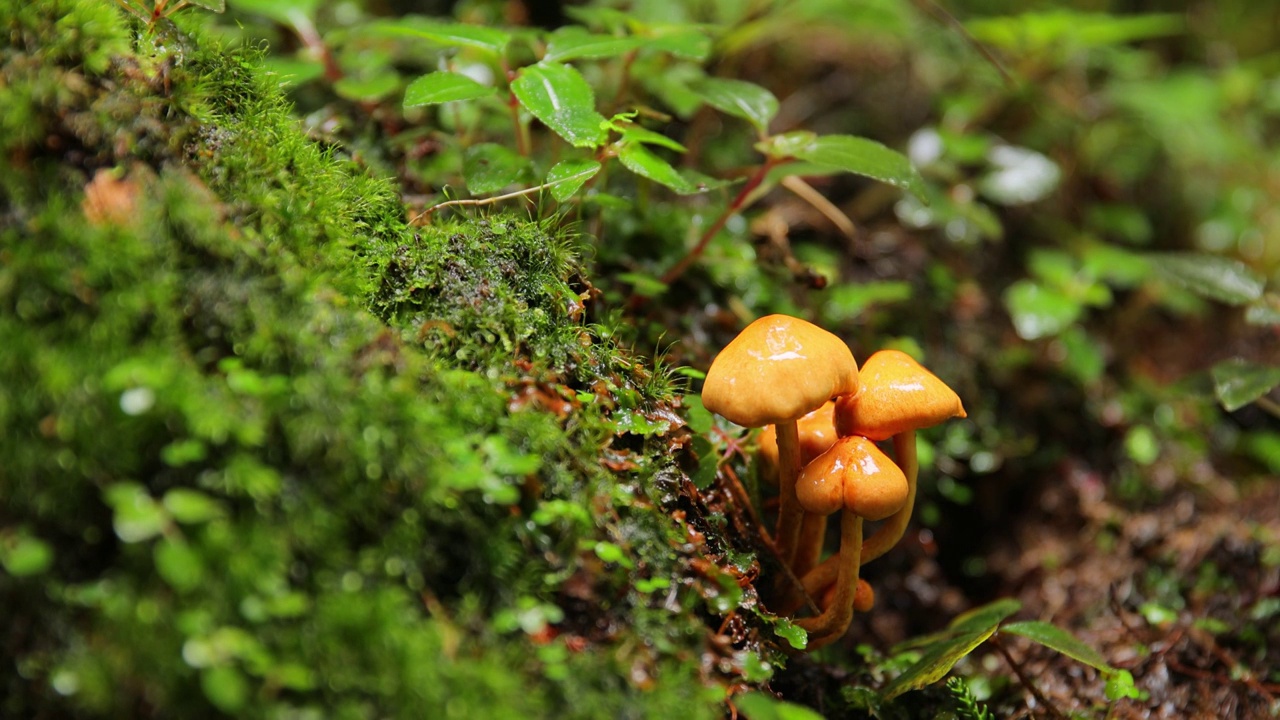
[795,436,908,520]
[702,315,858,428]
[757,401,839,485]
[834,349,966,441]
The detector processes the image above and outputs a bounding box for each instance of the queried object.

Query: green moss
[1,1,772,716]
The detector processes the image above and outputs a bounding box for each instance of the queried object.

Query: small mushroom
[802,349,965,595]
[702,315,858,571]
[792,436,908,647]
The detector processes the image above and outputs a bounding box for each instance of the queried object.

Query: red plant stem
[291,15,343,83]
[658,159,776,288]
[507,91,529,157]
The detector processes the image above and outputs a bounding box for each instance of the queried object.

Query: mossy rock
[0,1,787,716]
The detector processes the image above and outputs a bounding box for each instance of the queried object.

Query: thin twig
[912,0,1016,89]
[411,184,548,223]
[780,175,857,240]
[992,635,1068,720]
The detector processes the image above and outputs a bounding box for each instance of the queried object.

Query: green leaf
[689,77,779,135]
[824,281,912,322]
[646,28,712,61]
[333,73,400,102]
[1001,620,1113,673]
[546,159,601,202]
[154,538,205,593]
[1,532,54,576]
[756,130,818,160]
[593,541,634,569]
[511,63,609,148]
[1105,669,1146,701]
[544,28,643,62]
[771,617,808,650]
[403,72,496,107]
[618,125,686,153]
[228,0,318,26]
[883,598,1020,700]
[462,143,531,194]
[377,20,510,55]
[1004,280,1082,340]
[791,134,927,202]
[201,666,249,713]
[163,488,225,524]
[1245,294,1280,326]
[616,143,699,194]
[104,483,168,543]
[1211,358,1280,412]
[1148,252,1265,305]
[733,691,825,720]
[187,0,225,12]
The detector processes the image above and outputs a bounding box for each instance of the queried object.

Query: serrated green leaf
[617,143,699,194]
[187,0,225,12]
[1148,252,1265,305]
[1211,358,1280,412]
[546,159,601,202]
[792,134,927,201]
[883,599,1019,699]
[462,143,531,194]
[511,63,609,148]
[154,538,205,593]
[544,28,643,62]
[333,73,400,102]
[163,488,225,524]
[1001,620,1113,673]
[690,76,778,135]
[228,0,317,26]
[734,691,825,720]
[404,72,495,107]
[2,533,54,576]
[376,20,510,55]
[618,126,686,152]
[646,28,712,61]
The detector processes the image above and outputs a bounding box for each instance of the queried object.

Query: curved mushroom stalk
[860,430,917,563]
[774,419,804,568]
[795,513,862,648]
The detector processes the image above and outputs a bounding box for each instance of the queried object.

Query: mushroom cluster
[702,316,965,649]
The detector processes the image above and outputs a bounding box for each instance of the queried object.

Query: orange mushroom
[792,436,908,647]
[702,315,858,572]
[802,349,965,598]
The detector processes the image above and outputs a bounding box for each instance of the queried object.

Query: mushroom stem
[794,512,826,579]
[774,419,804,569]
[798,429,919,595]
[794,512,863,647]
[861,430,918,563]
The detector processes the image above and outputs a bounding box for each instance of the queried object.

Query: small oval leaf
[546,159,601,202]
[616,143,699,194]
[791,134,927,202]
[883,598,1020,700]
[690,76,778,135]
[1149,252,1265,305]
[462,143,531,194]
[1001,620,1114,673]
[544,28,643,62]
[376,20,510,55]
[1,533,54,576]
[404,72,495,107]
[1211,358,1280,412]
[511,62,609,148]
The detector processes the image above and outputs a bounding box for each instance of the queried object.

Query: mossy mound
[0,2,781,716]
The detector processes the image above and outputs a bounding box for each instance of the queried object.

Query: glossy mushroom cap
[794,436,908,521]
[834,349,965,441]
[757,401,838,485]
[702,315,858,428]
